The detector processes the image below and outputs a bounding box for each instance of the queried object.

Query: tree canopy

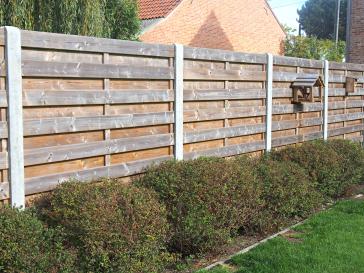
[298,0,347,41]
[0,0,141,40]
[284,26,346,62]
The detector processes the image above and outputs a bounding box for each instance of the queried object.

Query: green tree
[0,0,140,40]
[284,27,346,62]
[298,0,347,41]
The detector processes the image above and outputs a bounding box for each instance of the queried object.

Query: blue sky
[268,0,307,32]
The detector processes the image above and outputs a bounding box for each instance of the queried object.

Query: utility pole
[335,0,341,46]
[298,23,302,37]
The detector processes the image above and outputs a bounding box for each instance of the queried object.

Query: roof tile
[138,0,182,20]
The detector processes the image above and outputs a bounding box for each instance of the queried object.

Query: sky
[268,0,308,33]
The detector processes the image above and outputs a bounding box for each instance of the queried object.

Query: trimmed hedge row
[0,207,74,273]
[136,157,262,255]
[37,181,172,273]
[1,139,363,272]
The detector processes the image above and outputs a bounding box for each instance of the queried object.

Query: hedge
[250,157,323,232]
[135,157,262,256]
[272,140,364,198]
[36,179,172,273]
[0,139,363,271]
[0,206,74,273]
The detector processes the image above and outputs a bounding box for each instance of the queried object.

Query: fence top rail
[1,27,364,72]
[19,30,175,58]
[274,55,324,69]
[183,45,268,64]
[329,61,364,71]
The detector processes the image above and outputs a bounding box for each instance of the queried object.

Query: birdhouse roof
[292,76,324,88]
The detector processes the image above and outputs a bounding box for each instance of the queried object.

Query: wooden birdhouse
[291,76,324,104]
[345,77,357,95]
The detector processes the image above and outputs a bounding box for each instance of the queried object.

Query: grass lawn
[199,199,364,273]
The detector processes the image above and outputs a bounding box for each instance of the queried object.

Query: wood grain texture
[0,112,174,138]
[21,30,174,57]
[183,46,266,63]
[19,60,174,79]
[1,29,364,200]
[0,155,172,199]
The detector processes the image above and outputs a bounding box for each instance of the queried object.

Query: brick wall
[140,0,286,55]
[347,0,364,63]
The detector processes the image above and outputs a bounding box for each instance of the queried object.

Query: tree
[0,0,140,40]
[284,26,346,62]
[298,0,347,41]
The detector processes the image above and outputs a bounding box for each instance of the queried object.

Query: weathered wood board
[0,29,363,200]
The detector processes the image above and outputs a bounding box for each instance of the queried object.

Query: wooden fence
[1,27,364,206]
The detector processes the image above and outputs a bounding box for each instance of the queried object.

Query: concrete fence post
[174,44,184,160]
[265,53,273,152]
[5,26,25,208]
[323,60,329,141]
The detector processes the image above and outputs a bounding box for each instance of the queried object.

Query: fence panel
[0,28,364,203]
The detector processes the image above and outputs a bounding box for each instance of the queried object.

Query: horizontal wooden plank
[0,89,173,107]
[184,106,266,122]
[273,72,321,82]
[328,124,364,137]
[184,119,313,144]
[273,103,323,114]
[274,56,323,68]
[184,124,265,143]
[272,71,364,84]
[21,30,174,57]
[185,103,324,123]
[0,87,363,108]
[0,112,174,138]
[329,61,364,71]
[329,74,364,83]
[272,131,324,147]
[19,60,174,79]
[19,133,173,168]
[184,140,266,160]
[329,88,364,96]
[300,117,322,127]
[328,112,364,123]
[184,68,266,81]
[184,88,292,101]
[185,130,325,161]
[184,88,266,101]
[0,88,294,107]
[0,155,172,199]
[330,100,364,110]
[183,46,267,63]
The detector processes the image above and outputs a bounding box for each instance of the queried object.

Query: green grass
[198,200,364,273]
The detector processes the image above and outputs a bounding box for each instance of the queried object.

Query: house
[346,0,364,63]
[138,0,286,55]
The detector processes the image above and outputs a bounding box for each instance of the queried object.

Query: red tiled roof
[138,0,182,20]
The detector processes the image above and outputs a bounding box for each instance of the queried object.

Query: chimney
[346,0,364,63]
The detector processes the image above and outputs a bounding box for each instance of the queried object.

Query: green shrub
[0,206,74,273]
[272,140,345,198]
[135,157,262,256]
[326,139,364,186]
[36,180,171,273]
[251,157,322,231]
